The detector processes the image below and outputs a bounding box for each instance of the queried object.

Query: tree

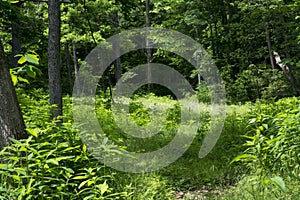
[48,0,62,119]
[0,40,27,150]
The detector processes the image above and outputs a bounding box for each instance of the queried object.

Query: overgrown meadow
[0,88,299,199]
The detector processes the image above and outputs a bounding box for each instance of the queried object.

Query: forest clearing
[0,0,299,199]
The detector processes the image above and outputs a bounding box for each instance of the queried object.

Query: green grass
[1,90,299,199]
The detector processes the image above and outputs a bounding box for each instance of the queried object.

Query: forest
[0,0,300,199]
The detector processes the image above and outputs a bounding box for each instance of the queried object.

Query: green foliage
[128,100,151,126]
[232,98,300,175]
[10,52,41,86]
[196,82,211,103]
[0,91,174,199]
[3,90,300,199]
[229,97,300,199]
[0,120,127,199]
[221,175,300,200]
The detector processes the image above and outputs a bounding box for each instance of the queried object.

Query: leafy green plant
[10,52,42,86]
[0,120,130,199]
[0,91,175,199]
[230,97,300,199]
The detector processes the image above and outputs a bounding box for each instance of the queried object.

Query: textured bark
[9,3,22,67]
[48,0,62,119]
[145,0,152,92]
[72,41,80,95]
[10,23,21,67]
[112,11,122,83]
[64,42,73,92]
[265,25,275,74]
[207,0,215,57]
[0,40,27,150]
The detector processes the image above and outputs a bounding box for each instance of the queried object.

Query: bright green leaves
[17,53,39,65]
[99,181,109,195]
[231,97,300,197]
[10,52,41,86]
[1,0,19,3]
[0,118,119,199]
[269,176,286,193]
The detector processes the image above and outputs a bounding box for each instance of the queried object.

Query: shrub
[230,97,300,199]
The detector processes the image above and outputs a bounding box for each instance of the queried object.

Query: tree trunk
[10,23,21,67]
[112,10,122,83]
[72,41,80,95]
[48,0,62,119]
[9,3,22,67]
[265,25,275,74]
[0,40,27,150]
[207,0,215,57]
[64,42,73,93]
[145,0,152,92]
[259,0,275,75]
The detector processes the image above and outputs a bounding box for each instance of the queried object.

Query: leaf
[87,180,93,186]
[82,145,87,153]
[18,56,27,65]
[83,195,95,200]
[270,176,286,193]
[262,123,268,129]
[18,76,29,84]
[25,54,39,65]
[61,146,80,152]
[8,0,20,3]
[0,164,8,169]
[249,118,256,124]
[61,167,75,174]
[55,156,74,162]
[72,176,88,180]
[11,175,21,181]
[99,181,108,195]
[27,129,38,137]
[78,180,88,189]
[46,159,59,165]
[11,73,18,85]
[230,154,256,165]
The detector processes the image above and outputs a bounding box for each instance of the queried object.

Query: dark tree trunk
[221,0,227,27]
[72,41,80,95]
[10,23,21,67]
[0,40,27,150]
[207,0,215,57]
[64,42,73,92]
[265,25,275,74]
[9,3,22,67]
[226,0,233,22]
[145,0,152,92]
[112,10,122,83]
[48,0,62,119]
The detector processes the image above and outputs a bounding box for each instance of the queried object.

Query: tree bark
[64,42,73,93]
[112,10,122,83]
[0,40,27,150]
[72,41,80,95]
[9,3,22,67]
[207,0,215,57]
[10,23,22,67]
[145,0,152,92]
[48,0,62,119]
[265,25,275,74]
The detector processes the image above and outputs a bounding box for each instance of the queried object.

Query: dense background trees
[0,0,298,103]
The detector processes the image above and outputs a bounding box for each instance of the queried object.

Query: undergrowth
[0,89,299,199]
